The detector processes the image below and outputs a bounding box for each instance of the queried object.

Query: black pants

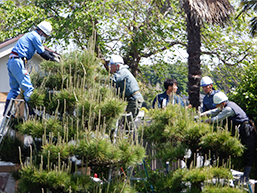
[239,122,257,166]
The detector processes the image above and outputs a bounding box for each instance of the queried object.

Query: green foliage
[71,134,122,166]
[181,167,233,193]
[142,104,213,163]
[167,168,188,192]
[18,165,76,193]
[38,130,146,168]
[77,96,127,131]
[0,135,27,163]
[28,88,45,109]
[200,130,244,162]
[229,63,257,123]
[135,99,246,192]
[141,103,244,169]
[17,118,63,139]
[133,165,236,193]
[202,185,245,193]
[106,182,137,193]
[140,60,188,94]
[238,0,257,37]
[13,45,145,191]
[41,142,71,164]
[31,50,103,91]
[29,48,127,130]
[46,89,77,115]
[19,164,137,193]
[183,167,211,185]
[209,167,233,179]
[117,139,146,167]
[0,0,45,41]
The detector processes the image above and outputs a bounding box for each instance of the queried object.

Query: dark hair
[164,78,178,90]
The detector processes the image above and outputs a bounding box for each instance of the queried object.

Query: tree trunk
[130,60,139,77]
[124,52,140,77]
[186,14,201,108]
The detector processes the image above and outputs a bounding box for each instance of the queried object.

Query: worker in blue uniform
[200,76,220,112]
[3,21,59,116]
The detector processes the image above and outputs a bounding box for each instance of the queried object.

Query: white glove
[194,115,199,120]
[53,53,61,63]
[50,52,61,63]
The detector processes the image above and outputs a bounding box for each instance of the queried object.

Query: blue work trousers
[6,58,34,102]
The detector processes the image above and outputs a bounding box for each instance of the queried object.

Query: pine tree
[3,39,145,192]
[137,103,245,192]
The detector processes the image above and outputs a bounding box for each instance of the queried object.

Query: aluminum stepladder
[113,112,154,192]
[0,98,28,145]
[113,112,136,144]
[107,112,136,183]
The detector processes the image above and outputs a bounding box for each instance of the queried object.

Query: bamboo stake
[48,150,50,171]
[18,146,24,168]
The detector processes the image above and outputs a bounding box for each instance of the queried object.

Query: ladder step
[0,98,26,146]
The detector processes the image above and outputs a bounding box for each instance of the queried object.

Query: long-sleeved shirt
[111,65,143,100]
[152,91,186,108]
[12,30,45,60]
[201,106,234,123]
[201,101,248,124]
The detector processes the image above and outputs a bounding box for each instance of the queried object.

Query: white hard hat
[213,92,228,105]
[37,21,52,36]
[200,76,213,87]
[109,55,124,65]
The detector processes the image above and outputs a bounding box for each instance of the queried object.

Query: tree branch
[142,40,187,58]
[201,46,251,66]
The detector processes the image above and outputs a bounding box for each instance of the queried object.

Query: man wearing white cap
[200,76,220,112]
[109,54,144,118]
[3,21,59,116]
[200,92,256,182]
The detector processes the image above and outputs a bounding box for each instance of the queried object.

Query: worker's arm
[200,108,220,117]
[110,75,117,83]
[207,107,235,124]
[39,50,54,60]
[194,108,220,121]
[32,33,60,62]
[39,50,60,62]
[112,71,125,83]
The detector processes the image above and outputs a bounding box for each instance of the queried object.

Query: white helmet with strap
[213,92,228,105]
[109,55,124,65]
[200,76,213,87]
[37,21,52,36]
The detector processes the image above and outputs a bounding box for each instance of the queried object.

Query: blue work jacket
[152,91,186,108]
[12,30,45,60]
